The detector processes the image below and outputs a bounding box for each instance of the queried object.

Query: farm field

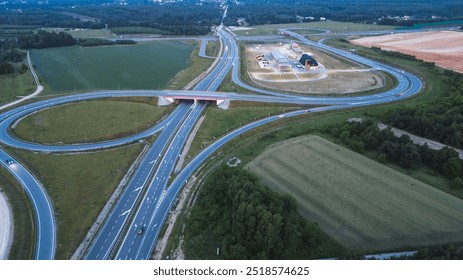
[30,41,195,91]
[351,31,463,73]
[12,99,172,144]
[246,135,463,252]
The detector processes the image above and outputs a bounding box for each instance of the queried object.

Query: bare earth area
[351,31,463,73]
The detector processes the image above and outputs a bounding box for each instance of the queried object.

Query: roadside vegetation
[0,168,34,259]
[6,144,144,259]
[13,99,173,144]
[205,39,220,58]
[166,42,215,90]
[186,102,304,161]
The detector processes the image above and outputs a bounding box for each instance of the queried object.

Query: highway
[0,149,56,259]
[84,102,193,259]
[0,9,424,259]
[86,25,232,259]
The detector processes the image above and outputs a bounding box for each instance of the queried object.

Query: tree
[443,157,462,179]
[0,62,14,75]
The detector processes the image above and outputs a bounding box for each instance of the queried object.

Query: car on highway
[137,226,144,235]
[278,114,285,118]
[5,159,14,165]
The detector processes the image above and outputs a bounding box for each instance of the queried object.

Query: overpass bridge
[158,94,230,109]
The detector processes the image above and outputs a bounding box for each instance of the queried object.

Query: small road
[378,123,463,159]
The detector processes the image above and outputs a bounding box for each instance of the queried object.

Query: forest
[224,0,463,26]
[0,3,222,36]
[184,166,322,260]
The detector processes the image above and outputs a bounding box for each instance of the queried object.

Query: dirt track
[351,31,463,73]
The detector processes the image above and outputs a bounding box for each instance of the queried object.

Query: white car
[278,114,285,118]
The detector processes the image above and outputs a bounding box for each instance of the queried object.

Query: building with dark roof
[299,53,318,70]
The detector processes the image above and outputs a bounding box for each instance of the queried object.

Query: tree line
[184,166,322,260]
[330,120,463,188]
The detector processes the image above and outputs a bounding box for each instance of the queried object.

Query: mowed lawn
[246,135,463,252]
[30,41,195,91]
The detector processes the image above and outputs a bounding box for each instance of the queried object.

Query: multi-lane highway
[0,12,424,259]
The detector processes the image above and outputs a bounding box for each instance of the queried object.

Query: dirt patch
[351,31,463,73]
[253,71,383,94]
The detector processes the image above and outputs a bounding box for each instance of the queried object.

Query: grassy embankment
[0,168,35,259]
[166,41,216,90]
[205,39,220,58]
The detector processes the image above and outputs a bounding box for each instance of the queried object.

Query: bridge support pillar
[158,96,174,106]
[217,99,230,110]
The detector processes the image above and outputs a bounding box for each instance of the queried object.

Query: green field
[246,135,463,252]
[231,21,396,36]
[12,99,172,144]
[31,41,195,91]
[0,70,36,106]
